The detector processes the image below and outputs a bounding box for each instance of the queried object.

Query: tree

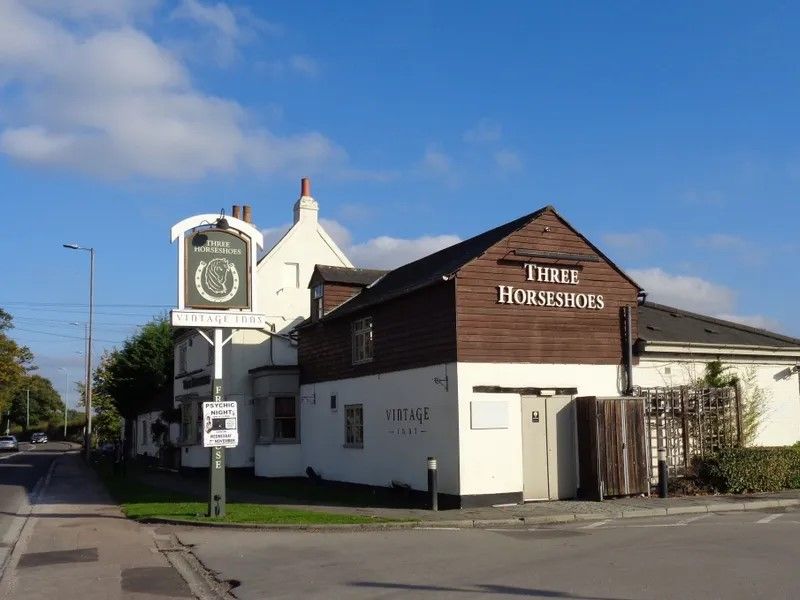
[92,317,173,446]
[9,374,63,428]
[88,352,122,442]
[0,309,35,415]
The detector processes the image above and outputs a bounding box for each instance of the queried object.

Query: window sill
[255,440,300,446]
[351,359,374,366]
[343,443,364,449]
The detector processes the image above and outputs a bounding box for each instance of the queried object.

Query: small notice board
[202,401,239,448]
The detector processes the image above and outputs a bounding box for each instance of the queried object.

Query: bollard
[427,456,438,511]
[657,447,668,498]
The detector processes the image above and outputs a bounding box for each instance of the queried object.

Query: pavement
[0,449,210,600]
[133,467,800,528]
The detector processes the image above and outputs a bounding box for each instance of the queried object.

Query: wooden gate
[576,396,649,500]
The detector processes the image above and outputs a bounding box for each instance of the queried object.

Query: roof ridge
[642,301,800,345]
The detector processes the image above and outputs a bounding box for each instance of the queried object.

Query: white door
[521,396,549,500]
[521,395,577,500]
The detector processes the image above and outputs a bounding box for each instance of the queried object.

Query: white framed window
[254,397,299,443]
[180,401,198,444]
[344,404,363,448]
[312,283,324,319]
[178,343,188,374]
[351,317,374,364]
[330,394,337,411]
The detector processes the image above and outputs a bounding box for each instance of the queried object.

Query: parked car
[31,432,48,444]
[0,436,19,452]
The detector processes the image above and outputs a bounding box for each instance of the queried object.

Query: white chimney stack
[293,177,319,225]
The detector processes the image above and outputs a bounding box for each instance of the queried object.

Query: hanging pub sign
[186,229,250,310]
[169,212,266,329]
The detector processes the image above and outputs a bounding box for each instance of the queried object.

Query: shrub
[698,447,800,493]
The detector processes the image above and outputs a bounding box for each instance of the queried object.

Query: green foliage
[9,374,64,427]
[699,447,800,493]
[697,360,739,388]
[739,366,770,447]
[0,309,35,415]
[87,352,122,443]
[95,317,173,419]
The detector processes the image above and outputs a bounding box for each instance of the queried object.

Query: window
[254,397,299,443]
[180,401,198,444]
[274,397,297,440]
[312,284,324,319]
[351,317,374,364]
[140,419,147,445]
[330,394,337,411]
[344,404,363,448]
[178,343,188,374]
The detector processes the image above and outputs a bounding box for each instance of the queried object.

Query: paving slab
[0,453,194,600]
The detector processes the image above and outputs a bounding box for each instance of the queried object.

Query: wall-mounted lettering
[385,407,430,436]
[497,262,605,310]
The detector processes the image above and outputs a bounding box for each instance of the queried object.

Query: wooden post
[734,383,744,447]
[680,388,689,470]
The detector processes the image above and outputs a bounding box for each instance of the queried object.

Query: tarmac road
[177,506,800,599]
[0,442,73,573]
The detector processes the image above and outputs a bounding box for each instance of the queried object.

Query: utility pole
[26,389,30,430]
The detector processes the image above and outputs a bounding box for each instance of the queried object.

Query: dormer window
[312,283,324,319]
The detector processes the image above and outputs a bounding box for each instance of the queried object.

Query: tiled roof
[317,208,549,321]
[637,302,800,348]
[311,265,388,287]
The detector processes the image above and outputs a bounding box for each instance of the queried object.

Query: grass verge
[96,461,402,525]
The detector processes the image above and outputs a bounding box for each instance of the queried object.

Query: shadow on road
[351,581,625,599]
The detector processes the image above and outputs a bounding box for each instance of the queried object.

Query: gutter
[639,341,800,359]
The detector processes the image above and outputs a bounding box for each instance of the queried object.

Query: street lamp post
[63,244,94,458]
[59,368,68,438]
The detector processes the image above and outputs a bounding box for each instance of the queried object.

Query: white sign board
[171,309,268,329]
[202,401,239,448]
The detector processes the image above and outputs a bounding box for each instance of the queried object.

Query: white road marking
[581,520,609,529]
[756,514,782,524]
[676,514,711,526]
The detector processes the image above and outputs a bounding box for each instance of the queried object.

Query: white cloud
[347,234,461,269]
[261,217,460,270]
[463,119,502,143]
[24,0,158,24]
[494,149,522,173]
[696,233,748,252]
[602,230,665,254]
[288,55,319,77]
[628,267,735,314]
[421,145,453,175]
[0,0,345,180]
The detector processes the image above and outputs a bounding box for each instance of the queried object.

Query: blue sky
[1,1,798,400]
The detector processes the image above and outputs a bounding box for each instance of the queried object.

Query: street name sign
[202,401,238,448]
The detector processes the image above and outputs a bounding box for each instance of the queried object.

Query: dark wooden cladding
[323,282,362,315]
[455,209,639,365]
[299,282,457,384]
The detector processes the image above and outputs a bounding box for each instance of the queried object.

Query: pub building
[293,206,800,508]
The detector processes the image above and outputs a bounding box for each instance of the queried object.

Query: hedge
[698,447,800,493]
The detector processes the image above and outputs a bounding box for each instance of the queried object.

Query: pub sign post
[170,213,265,518]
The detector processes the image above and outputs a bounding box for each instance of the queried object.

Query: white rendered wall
[299,364,460,494]
[635,357,800,446]
[455,362,623,496]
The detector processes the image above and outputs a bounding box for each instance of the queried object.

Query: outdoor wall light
[215,208,230,230]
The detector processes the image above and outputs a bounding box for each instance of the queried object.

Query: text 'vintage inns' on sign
[185,229,250,310]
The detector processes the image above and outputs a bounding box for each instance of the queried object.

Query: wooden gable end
[455,208,640,365]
